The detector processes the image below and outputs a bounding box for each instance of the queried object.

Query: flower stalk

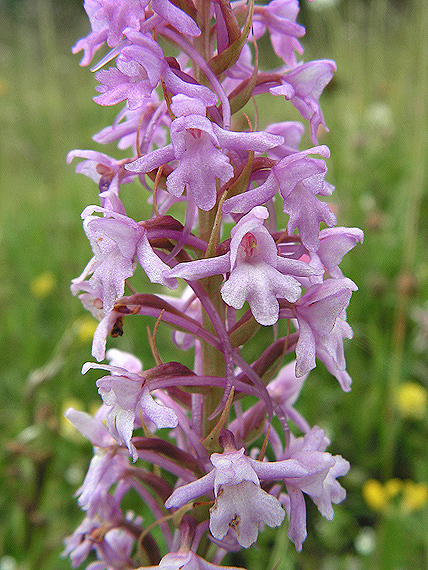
[64,1,362,568]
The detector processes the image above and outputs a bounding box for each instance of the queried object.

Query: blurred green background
[1,0,428,569]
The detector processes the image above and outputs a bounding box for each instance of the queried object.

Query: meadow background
[1,0,428,569]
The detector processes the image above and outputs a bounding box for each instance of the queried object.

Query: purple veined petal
[170,93,207,117]
[82,361,136,378]
[64,408,113,447]
[97,374,140,410]
[273,145,331,199]
[285,485,307,552]
[316,346,353,392]
[276,427,350,529]
[165,136,234,211]
[165,470,216,509]
[221,263,301,326]
[222,173,279,215]
[163,67,218,107]
[316,227,364,270]
[106,348,142,373]
[297,426,330,453]
[86,362,180,461]
[67,148,116,168]
[252,0,305,67]
[103,0,147,46]
[76,450,129,517]
[220,265,249,311]
[122,29,166,73]
[211,448,260,492]
[126,143,175,173]
[71,0,146,66]
[297,278,358,309]
[92,310,119,362]
[92,31,166,106]
[209,481,285,548]
[220,206,305,325]
[284,453,335,497]
[72,28,108,67]
[271,60,336,143]
[276,256,322,278]
[284,59,336,99]
[311,454,350,520]
[93,67,151,109]
[270,30,304,68]
[136,233,178,289]
[283,184,337,252]
[107,408,137,460]
[213,124,284,153]
[294,279,357,377]
[265,121,305,160]
[249,457,311,480]
[320,317,353,371]
[270,82,295,99]
[140,384,179,429]
[88,248,133,313]
[86,215,142,258]
[167,253,231,281]
[296,283,356,339]
[151,0,200,36]
[294,316,317,377]
[267,360,308,408]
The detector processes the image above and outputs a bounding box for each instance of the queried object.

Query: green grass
[1,0,428,569]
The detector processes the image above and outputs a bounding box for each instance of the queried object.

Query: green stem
[194,0,212,84]
[381,0,428,479]
[198,207,227,434]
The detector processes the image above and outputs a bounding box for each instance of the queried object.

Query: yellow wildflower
[362,479,387,511]
[396,381,427,419]
[402,481,428,512]
[75,317,98,343]
[30,271,56,298]
[384,478,403,499]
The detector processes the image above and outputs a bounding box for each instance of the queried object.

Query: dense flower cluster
[65,1,362,568]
